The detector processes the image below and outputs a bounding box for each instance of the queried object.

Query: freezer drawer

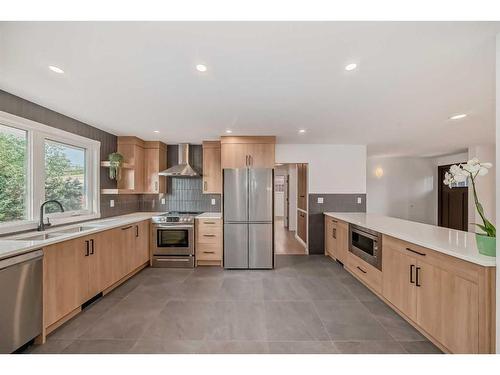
[224,223,248,269]
[249,168,274,222]
[249,223,273,269]
[223,169,248,222]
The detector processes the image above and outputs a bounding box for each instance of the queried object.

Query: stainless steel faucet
[38,200,64,231]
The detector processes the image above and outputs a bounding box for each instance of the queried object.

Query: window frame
[0,111,101,234]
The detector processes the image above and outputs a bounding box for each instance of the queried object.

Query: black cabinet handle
[90,239,95,255]
[406,247,426,257]
[332,228,336,239]
[121,225,132,230]
[85,240,90,256]
[135,225,139,237]
[203,234,216,237]
[416,267,421,287]
[356,266,367,274]
[410,264,415,284]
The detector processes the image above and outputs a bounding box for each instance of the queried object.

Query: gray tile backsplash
[308,193,366,254]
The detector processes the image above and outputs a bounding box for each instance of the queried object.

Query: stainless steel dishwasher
[0,249,43,353]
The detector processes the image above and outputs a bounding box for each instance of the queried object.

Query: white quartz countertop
[0,212,159,261]
[196,212,222,219]
[324,212,496,267]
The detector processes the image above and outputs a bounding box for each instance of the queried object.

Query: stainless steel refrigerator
[223,168,274,269]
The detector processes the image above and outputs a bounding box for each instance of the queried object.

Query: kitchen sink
[10,225,100,241]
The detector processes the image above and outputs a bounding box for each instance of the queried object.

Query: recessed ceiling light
[196,64,208,72]
[298,129,306,134]
[449,114,467,120]
[225,129,233,134]
[153,130,160,133]
[345,63,357,71]
[48,65,64,74]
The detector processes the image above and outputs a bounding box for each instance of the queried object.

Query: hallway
[274,217,307,255]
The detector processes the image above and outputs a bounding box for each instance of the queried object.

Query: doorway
[438,163,468,231]
[274,164,307,255]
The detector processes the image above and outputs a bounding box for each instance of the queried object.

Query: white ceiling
[0,22,498,156]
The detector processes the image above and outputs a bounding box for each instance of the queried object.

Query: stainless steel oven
[349,224,382,270]
[151,212,198,268]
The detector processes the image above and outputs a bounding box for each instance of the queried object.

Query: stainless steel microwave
[348,224,382,270]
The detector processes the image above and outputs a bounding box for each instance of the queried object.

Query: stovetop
[151,211,202,224]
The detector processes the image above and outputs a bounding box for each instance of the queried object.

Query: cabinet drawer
[196,243,222,260]
[346,253,382,294]
[197,231,221,244]
[197,218,222,227]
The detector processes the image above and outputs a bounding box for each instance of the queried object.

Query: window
[0,111,100,233]
[44,140,87,213]
[0,124,28,223]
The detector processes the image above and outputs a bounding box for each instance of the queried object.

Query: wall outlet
[161,198,165,205]
[317,197,324,204]
[357,197,362,204]
[211,198,216,206]
[110,199,114,208]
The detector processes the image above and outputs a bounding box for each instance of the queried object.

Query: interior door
[249,168,273,222]
[438,164,468,231]
[249,223,273,269]
[224,223,248,269]
[223,169,248,222]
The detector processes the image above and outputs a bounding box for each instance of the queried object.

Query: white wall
[288,164,297,231]
[468,144,496,231]
[275,144,366,194]
[367,156,435,224]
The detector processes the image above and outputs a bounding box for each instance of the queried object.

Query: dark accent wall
[308,193,366,254]
[0,90,140,217]
[141,144,221,213]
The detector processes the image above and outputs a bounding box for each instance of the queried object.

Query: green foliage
[0,132,27,222]
[0,132,85,222]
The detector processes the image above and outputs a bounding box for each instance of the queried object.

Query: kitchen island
[324,212,496,354]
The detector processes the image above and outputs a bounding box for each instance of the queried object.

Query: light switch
[317,197,324,204]
[357,197,362,204]
[161,198,166,205]
[211,198,216,206]
[110,199,114,208]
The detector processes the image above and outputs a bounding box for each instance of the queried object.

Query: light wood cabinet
[324,217,348,264]
[195,217,223,266]
[382,243,417,320]
[144,141,167,194]
[103,137,167,194]
[202,141,222,194]
[346,252,383,294]
[297,210,307,243]
[297,163,307,210]
[132,220,150,269]
[220,136,275,169]
[381,235,494,354]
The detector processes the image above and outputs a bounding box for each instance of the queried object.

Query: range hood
[158,143,199,177]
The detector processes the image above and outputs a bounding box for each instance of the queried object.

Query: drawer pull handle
[203,221,216,224]
[203,251,216,254]
[331,219,337,223]
[332,228,336,239]
[85,240,90,256]
[121,225,133,230]
[156,258,189,262]
[203,234,216,237]
[405,247,426,256]
[356,266,367,274]
[416,267,421,287]
[409,264,415,284]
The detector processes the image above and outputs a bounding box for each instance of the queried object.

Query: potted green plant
[444,158,495,256]
[108,152,124,181]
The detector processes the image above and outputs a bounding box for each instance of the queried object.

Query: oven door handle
[155,225,193,230]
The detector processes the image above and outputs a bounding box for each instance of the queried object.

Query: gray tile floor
[25,255,442,354]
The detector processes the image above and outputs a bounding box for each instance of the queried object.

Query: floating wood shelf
[100,188,137,195]
[100,161,134,169]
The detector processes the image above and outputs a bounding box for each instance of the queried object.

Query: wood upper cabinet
[202,141,222,194]
[144,141,167,194]
[297,164,307,210]
[220,136,275,169]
